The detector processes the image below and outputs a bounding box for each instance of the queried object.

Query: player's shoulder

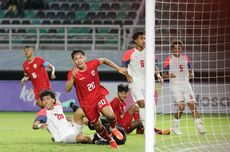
[180,54,190,61]
[36,108,47,116]
[163,55,172,67]
[122,48,135,61]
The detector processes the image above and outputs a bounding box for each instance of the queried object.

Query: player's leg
[101,105,124,141]
[185,85,206,134]
[170,85,185,135]
[35,90,44,108]
[130,84,146,128]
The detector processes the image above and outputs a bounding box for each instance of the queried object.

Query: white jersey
[163,54,192,85]
[35,104,75,142]
[122,48,145,88]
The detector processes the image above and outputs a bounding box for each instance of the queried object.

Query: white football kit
[35,104,83,143]
[163,54,195,102]
[122,48,146,102]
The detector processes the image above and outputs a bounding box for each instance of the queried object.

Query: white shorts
[170,83,195,103]
[129,82,145,102]
[61,123,84,143]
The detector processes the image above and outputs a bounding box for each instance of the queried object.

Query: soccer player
[163,40,206,135]
[65,49,129,149]
[122,31,164,128]
[111,84,170,135]
[32,90,92,144]
[21,46,56,108]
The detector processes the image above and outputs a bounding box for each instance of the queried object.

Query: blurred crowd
[1,0,45,16]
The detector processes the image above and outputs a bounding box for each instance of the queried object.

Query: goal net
[152,0,230,151]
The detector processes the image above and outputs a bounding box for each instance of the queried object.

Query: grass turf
[0,112,229,152]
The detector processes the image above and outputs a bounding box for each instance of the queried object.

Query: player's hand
[158,77,164,85]
[21,79,26,86]
[40,123,48,129]
[51,74,56,79]
[117,67,127,75]
[126,74,133,83]
[72,67,78,78]
[169,73,176,78]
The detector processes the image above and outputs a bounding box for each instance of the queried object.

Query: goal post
[144,0,230,151]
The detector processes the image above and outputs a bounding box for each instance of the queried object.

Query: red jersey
[67,59,108,107]
[110,97,126,124]
[23,57,51,92]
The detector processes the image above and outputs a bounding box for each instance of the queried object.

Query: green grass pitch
[0,112,229,152]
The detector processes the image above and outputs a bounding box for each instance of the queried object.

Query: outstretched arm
[32,120,47,130]
[98,58,133,83]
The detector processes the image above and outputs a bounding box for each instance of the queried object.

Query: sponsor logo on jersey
[91,70,95,76]
[79,77,85,80]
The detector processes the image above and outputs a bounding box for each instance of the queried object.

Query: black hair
[24,46,33,50]
[117,84,129,93]
[132,31,145,42]
[39,90,56,101]
[71,49,85,59]
[171,40,183,48]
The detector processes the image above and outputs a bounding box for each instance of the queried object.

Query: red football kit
[110,97,133,132]
[23,57,51,100]
[67,59,110,123]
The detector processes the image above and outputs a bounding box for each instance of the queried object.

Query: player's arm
[155,65,164,84]
[32,120,47,130]
[188,63,194,79]
[66,67,77,92]
[21,73,29,86]
[44,61,56,79]
[98,58,133,83]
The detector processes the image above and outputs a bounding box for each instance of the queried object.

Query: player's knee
[137,100,145,108]
[105,113,115,122]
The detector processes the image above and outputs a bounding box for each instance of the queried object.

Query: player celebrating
[163,40,206,135]
[21,46,56,108]
[111,84,170,135]
[122,31,163,128]
[32,90,93,143]
[66,49,129,149]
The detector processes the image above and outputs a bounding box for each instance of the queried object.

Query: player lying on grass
[32,90,126,146]
[32,90,98,144]
[110,84,170,135]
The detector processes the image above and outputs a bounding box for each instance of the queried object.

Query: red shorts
[81,97,110,123]
[120,111,132,132]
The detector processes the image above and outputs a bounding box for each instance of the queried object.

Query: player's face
[24,48,33,59]
[135,35,145,48]
[118,91,128,102]
[172,44,182,56]
[41,95,55,110]
[72,53,87,69]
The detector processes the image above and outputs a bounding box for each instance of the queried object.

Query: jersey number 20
[87,81,95,91]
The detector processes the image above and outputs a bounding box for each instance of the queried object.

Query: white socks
[139,108,145,128]
[174,118,180,129]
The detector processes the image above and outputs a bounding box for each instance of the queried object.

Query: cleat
[197,124,207,135]
[109,140,119,149]
[61,98,75,108]
[172,128,183,135]
[111,128,124,140]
